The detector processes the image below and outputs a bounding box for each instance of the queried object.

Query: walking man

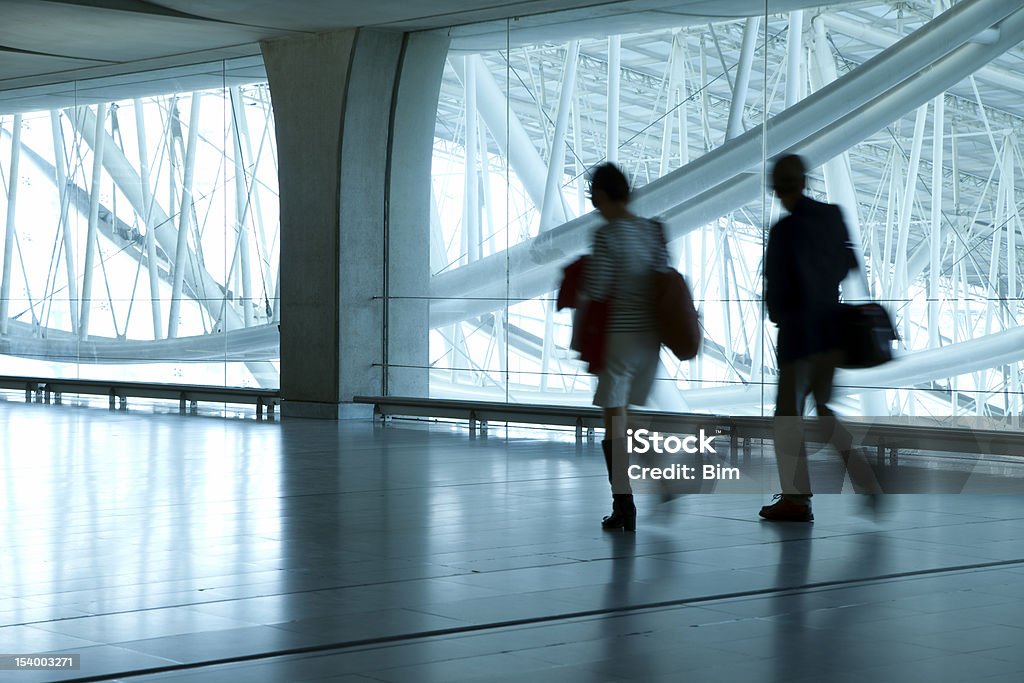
[760,154,880,522]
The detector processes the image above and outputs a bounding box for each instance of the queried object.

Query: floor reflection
[1,403,1022,681]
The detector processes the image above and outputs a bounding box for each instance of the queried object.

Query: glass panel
[418,4,777,411]
[0,57,279,389]
[399,0,1024,423]
[766,0,1024,418]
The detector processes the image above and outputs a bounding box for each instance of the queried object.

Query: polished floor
[3,399,1024,682]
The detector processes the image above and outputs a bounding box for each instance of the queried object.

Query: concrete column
[263,28,444,417]
[388,33,450,397]
[262,30,393,417]
[262,31,354,416]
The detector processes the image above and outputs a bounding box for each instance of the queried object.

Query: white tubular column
[607,35,621,163]
[539,41,579,232]
[133,99,163,339]
[929,93,946,349]
[1004,140,1019,414]
[892,103,928,309]
[786,11,804,109]
[229,87,256,328]
[167,94,201,340]
[0,115,22,336]
[463,57,481,262]
[50,111,80,336]
[811,15,869,303]
[79,106,107,339]
[726,17,760,141]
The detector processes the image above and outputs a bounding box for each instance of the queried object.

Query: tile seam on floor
[45,554,1024,683]
[16,516,1023,626]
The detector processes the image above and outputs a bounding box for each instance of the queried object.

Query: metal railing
[354,395,1024,465]
[1,375,279,419]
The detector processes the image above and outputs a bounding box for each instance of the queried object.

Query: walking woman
[582,163,669,531]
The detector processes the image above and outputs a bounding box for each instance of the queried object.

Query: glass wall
[397,0,1024,418]
[762,0,1024,419]
[3,1,1022,413]
[0,56,279,389]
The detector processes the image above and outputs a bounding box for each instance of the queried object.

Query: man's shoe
[759,494,813,522]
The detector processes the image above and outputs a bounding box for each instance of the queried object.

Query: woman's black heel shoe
[602,494,636,531]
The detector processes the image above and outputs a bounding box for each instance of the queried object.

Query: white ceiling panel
[0,0,836,90]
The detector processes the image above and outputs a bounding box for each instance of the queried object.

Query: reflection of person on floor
[760,154,881,522]
[582,163,669,532]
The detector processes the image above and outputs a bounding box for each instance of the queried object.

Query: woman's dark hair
[588,163,630,202]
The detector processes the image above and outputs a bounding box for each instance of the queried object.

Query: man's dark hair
[772,154,806,196]
[588,162,631,202]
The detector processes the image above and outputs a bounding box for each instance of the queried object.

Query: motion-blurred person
[582,163,669,531]
[761,154,880,522]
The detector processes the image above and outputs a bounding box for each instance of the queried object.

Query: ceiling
[0,0,831,92]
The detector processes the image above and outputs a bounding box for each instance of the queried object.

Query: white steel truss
[426,0,1024,417]
[0,83,279,387]
[0,0,1022,411]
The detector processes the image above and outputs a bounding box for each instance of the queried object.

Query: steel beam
[49,111,81,336]
[167,94,201,339]
[678,37,691,166]
[68,105,247,333]
[228,88,256,328]
[811,16,870,302]
[726,17,759,141]
[463,57,481,261]
[0,114,21,336]
[683,322,1024,413]
[431,0,1024,322]
[786,11,804,109]
[1005,138,1019,413]
[133,99,163,339]
[572,93,586,215]
[539,41,579,232]
[929,89,946,348]
[79,105,107,339]
[894,103,925,305]
[607,35,620,163]
[237,87,275,316]
[825,13,1024,96]
[451,56,565,225]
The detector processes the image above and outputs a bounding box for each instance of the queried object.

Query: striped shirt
[582,216,670,332]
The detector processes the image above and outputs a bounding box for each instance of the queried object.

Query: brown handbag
[651,221,701,361]
[654,267,701,361]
